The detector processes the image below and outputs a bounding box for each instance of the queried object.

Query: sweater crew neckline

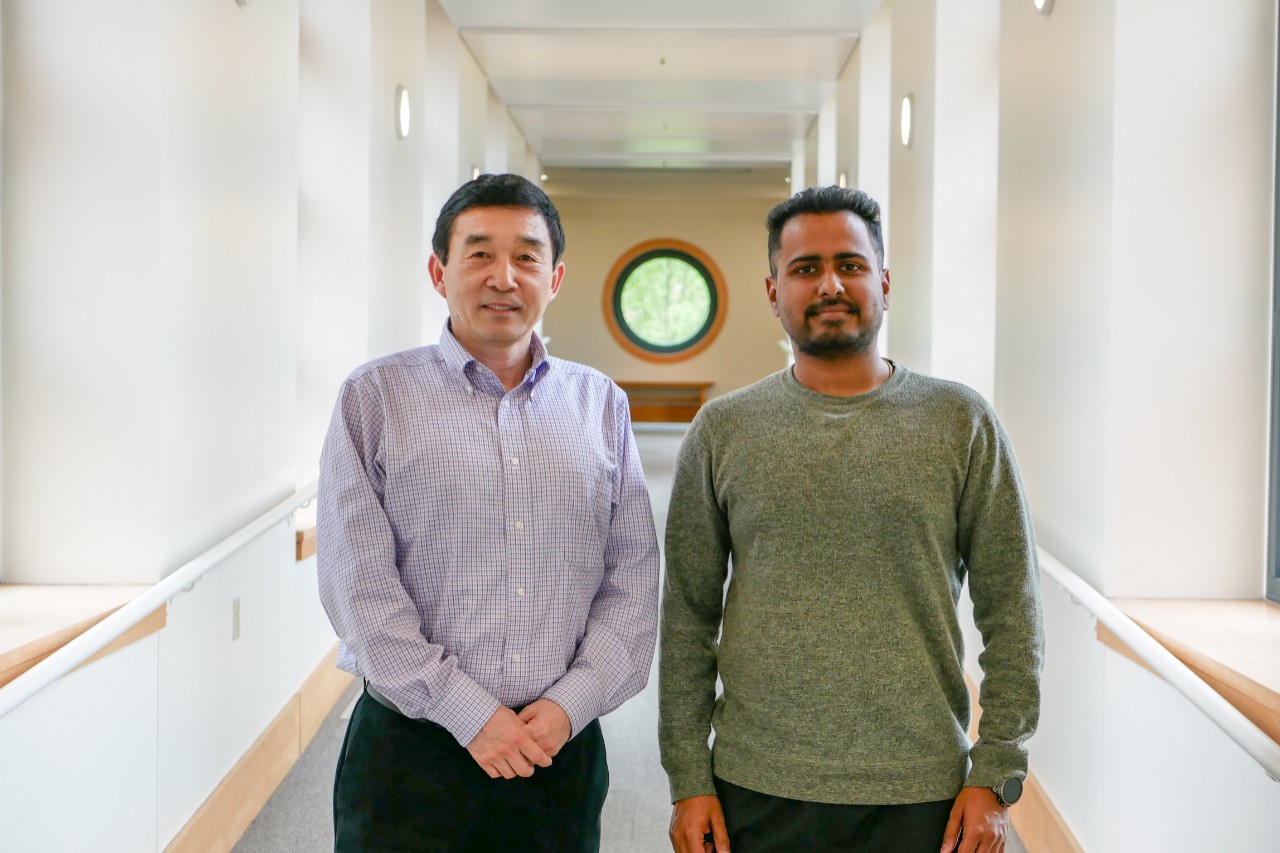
[781,359,906,406]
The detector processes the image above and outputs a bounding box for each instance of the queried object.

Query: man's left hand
[940,786,1009,853]
[518,699,572,757]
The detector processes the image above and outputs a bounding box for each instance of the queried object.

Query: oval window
[603,239,727,362]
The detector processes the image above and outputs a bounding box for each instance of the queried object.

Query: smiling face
[429,205,565,359]
[766,211,890,361]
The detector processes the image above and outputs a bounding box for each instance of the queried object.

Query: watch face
[1000,777,1023,805]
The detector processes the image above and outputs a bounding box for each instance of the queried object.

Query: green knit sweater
[658,364,1044,805]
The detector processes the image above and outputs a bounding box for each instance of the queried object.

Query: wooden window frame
[602,238,729,364]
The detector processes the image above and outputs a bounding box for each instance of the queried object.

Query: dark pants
[333,690,609,852]
[714,776,955,853]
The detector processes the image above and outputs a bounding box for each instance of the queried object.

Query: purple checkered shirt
[317,326,660,746]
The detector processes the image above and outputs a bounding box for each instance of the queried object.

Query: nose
[488,259,518,291]
[816,269,845,299]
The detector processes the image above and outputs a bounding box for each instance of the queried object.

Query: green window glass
[612,249,718,354]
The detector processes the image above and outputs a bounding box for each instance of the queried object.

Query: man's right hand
[465,705,552,779]
[669,795,730,853]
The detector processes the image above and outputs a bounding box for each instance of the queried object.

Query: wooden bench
[617,381,713,423]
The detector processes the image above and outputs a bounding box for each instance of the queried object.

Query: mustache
[805,300,860,317]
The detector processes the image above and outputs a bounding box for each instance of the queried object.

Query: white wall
[997,0,1116,585]
[420,0,463,343]
[880,0,1280,848]
[1104,0,1273,598]
[930,0,998,402]
[458,46,488,186]
[835,44,860,192]
[486,86,510,174]
[2,0,299,583]
[367,1,428,359]
[297,1,372,485]
[544,177,789,397]
[857,2,892,252]
[0,524,336,852]
[803,117,819,189]
[887,0,936,372]
[0,637,160,852]
[995,0,1278,849]
[815,91,838,187]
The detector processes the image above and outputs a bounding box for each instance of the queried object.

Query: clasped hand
[465,698,572,779]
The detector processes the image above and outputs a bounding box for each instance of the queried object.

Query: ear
[881,268,890,309]
[548,261,566,300]
[765,276,780,317]
[428,254,447,298]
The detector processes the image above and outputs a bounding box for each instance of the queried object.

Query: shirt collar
[439,320,553,388]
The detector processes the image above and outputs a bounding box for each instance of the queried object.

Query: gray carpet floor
[235,428,1026,853]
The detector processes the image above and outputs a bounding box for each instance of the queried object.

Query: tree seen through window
[617,255,712,348]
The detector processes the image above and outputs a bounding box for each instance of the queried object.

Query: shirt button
[517,587,525,596]
[511,457,519,466]
[515,521,524,530]
[512,653,521,663]
[466,385,474,395]
[501,399,509,408]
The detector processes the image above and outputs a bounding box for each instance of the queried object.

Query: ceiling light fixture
[471,165,481,181]
[838,171,848,189]
[1034,0,1054,15]
[540,174,548,182]
[900,95,914,147]
[395,85,411,139]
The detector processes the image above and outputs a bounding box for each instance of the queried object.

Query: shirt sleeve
[957,407,1046,789]
[541,390,661,737]
[657,413,732,803]
[316,373,501,746]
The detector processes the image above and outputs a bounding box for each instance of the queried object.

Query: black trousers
[715,776,955,853]
[333,690,609,852]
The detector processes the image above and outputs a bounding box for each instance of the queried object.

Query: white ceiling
[436,0,883,173]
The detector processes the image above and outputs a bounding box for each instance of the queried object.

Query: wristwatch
[992,777,1023,807]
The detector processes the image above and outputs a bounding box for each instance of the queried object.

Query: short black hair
[765,186,884,276]
[431,173,565,265]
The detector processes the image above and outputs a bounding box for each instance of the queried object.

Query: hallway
[235,429,1027,853]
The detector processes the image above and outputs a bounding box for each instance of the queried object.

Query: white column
[298,0,372,483]
[368,0,427,357]
[789,139,806,194]
[930,0,998,401]
[816,91,838,187]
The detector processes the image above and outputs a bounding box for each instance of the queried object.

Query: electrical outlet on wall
[232,596,241,641]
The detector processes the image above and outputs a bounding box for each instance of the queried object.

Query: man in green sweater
[659,186,1044,853]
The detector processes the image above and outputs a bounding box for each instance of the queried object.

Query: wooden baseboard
[1011,773,1084,853]
[964,674,1083,853]
[164,643,352,853]
[165,697,302,853]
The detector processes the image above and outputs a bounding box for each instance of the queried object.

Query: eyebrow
[786,251,871,267]
[461,233,546,249]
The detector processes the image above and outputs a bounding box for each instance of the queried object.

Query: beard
[787,302,882,361]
